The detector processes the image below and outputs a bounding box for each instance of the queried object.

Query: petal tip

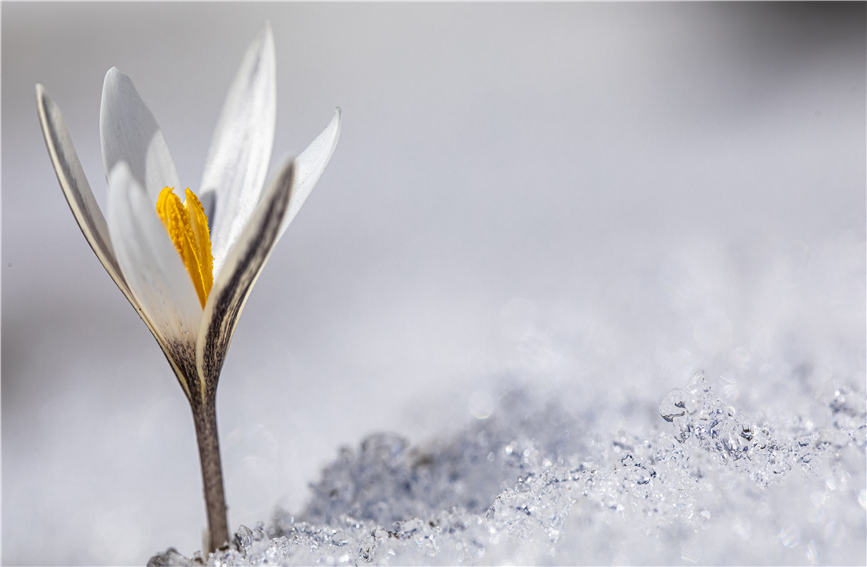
[35,84,54,125]
[108,160,133,184]
[35,84,50,110]
[103,67,134,92]
[330,107,343,138]
[254,22,275,55]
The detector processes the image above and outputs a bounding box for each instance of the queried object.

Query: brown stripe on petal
[161,338,202,402]
[38,85,196,402]
[197,162,294,404]
[37,86,135,306]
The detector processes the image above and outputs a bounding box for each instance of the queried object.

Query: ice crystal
[149,371,866,566]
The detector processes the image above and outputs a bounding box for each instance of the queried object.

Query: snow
[149,368,866,565]
[3,4,864,564]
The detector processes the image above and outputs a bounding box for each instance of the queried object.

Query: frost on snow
[149,370,866,566]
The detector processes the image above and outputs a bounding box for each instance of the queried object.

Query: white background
[3,3,864,564]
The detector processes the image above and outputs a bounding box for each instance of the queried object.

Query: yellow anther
[156,187,214,307]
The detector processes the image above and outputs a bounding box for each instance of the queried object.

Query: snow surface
[149,370,866,566]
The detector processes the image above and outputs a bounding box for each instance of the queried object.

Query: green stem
[191,399,229,552]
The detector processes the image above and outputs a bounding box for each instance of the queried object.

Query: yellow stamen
[155,187,214,307]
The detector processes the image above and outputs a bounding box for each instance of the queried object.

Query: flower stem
[191,399,229,552]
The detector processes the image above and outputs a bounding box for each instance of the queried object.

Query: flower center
[156,187,214,308]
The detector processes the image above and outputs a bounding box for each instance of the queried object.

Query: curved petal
[196,160,295,405]
[106,162,202,349]
[39,85,194,400]
[200,24,276,277]
[36,84,137,306]
[278,108,341,239]
[100,67,180,202]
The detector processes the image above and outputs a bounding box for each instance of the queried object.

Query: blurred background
[3,3,864,564]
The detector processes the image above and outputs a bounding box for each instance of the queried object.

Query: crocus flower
[35,25,340,552]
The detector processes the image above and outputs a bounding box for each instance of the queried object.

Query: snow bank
[150,370,866,566]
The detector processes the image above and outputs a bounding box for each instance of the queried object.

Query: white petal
[196,160,295,401]
[100,67,180,202]
[106,162,201,345]
[278,108,342,239]
[36,84,137,305]
[200,25,276,277]
[40,85,195,400]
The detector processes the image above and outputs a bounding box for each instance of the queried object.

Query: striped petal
[200,25,276,277]
[40,85,195,400]
[196,160,295,405]
[35,84,137,308]
[278,108,342,239]
[106,162,202,349]
[100,67,180,202]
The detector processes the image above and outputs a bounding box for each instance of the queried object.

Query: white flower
[35,25,341,406]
